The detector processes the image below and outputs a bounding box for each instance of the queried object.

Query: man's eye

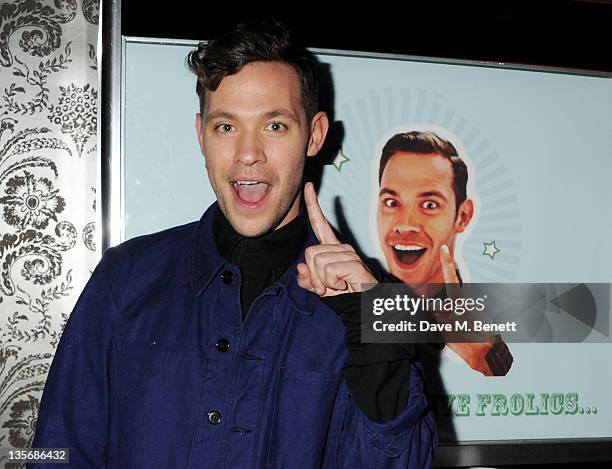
[422,200,439,210]
[266,122,286,132]
[383,198,399,208]
[215,123,235,133]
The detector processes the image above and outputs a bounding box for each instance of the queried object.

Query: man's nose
[394,209,421,234]
[234,130,266,166]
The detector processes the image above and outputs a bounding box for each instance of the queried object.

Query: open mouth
[392,244,427,266]
[231,180,272,205]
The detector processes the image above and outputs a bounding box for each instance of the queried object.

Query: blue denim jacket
[31,203,437,468]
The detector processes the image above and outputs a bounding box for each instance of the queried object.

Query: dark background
[123,0,612,73]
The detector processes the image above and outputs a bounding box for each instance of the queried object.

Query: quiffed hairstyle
[379,131,469,212]
[186,19,319,122]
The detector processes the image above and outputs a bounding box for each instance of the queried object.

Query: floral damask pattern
[2,395,39,448]
[81,0,98,25]
[0,0,77,67]
[82,220,94,251]
[1,43,72,116]
[0,171,66,230]
[0,0,99,462]
[47,83,97,157]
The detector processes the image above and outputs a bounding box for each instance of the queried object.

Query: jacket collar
[190,202,319,315]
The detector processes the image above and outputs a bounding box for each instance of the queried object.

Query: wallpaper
[0,0,99,464]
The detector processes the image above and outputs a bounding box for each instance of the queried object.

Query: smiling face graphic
[377,151,473,287]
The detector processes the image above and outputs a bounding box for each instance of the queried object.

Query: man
[31,21,436,467]
[376,130,513,376]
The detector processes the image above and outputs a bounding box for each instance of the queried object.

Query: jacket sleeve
[331,361,438,468]
[321,292,415,422]
[29,248,119,468]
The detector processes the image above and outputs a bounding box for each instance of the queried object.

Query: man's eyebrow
[379,187,397,197]
[262,110,300,123]
[205,110,301,124]
[420,190,448,201]
[205,111,235,123]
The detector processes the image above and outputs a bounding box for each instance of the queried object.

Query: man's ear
[195,113,205,154]
[306,111,329,157]
[454,198,474,234]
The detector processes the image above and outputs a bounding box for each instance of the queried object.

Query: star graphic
[482,241,501,260]
[332,148,350,172]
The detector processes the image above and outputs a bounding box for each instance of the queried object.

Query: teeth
[232,181,272,191]
[238,180,259,185]
[233,180,268,191]
[394,244,426,251]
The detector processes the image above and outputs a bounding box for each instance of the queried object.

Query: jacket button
[216,338,230,352]
[207,410,222,425]
[221,270,233,283]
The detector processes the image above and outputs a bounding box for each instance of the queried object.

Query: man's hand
[297,182,377,297]
[440,244,497,376]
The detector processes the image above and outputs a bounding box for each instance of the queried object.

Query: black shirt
[215,206,307,318]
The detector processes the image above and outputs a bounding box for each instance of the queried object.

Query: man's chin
[389,266,445,296]
[228,217,275,238]
[217,197,272,236]
[390,264,430,287]
[389,265,419,284]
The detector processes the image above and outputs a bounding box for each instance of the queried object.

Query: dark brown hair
[186,19,319,122]
[379,131,469,212]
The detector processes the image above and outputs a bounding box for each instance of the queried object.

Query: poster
[122,40,612,442]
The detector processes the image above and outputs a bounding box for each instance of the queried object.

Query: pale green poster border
[113,36,612,461]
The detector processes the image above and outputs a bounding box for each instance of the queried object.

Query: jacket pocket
[266,367,342,469]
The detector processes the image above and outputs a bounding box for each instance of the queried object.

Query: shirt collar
[190,202,319,315]
[214,204,307,281]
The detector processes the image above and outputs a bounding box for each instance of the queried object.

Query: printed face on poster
[122,40,612,442]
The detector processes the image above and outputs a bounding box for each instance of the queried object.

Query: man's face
[377,152,473,286]
[196,61,328,237]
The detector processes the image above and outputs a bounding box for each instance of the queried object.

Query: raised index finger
[304,182,339,244]
[440,244,460,285]
[440,244,462,305]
